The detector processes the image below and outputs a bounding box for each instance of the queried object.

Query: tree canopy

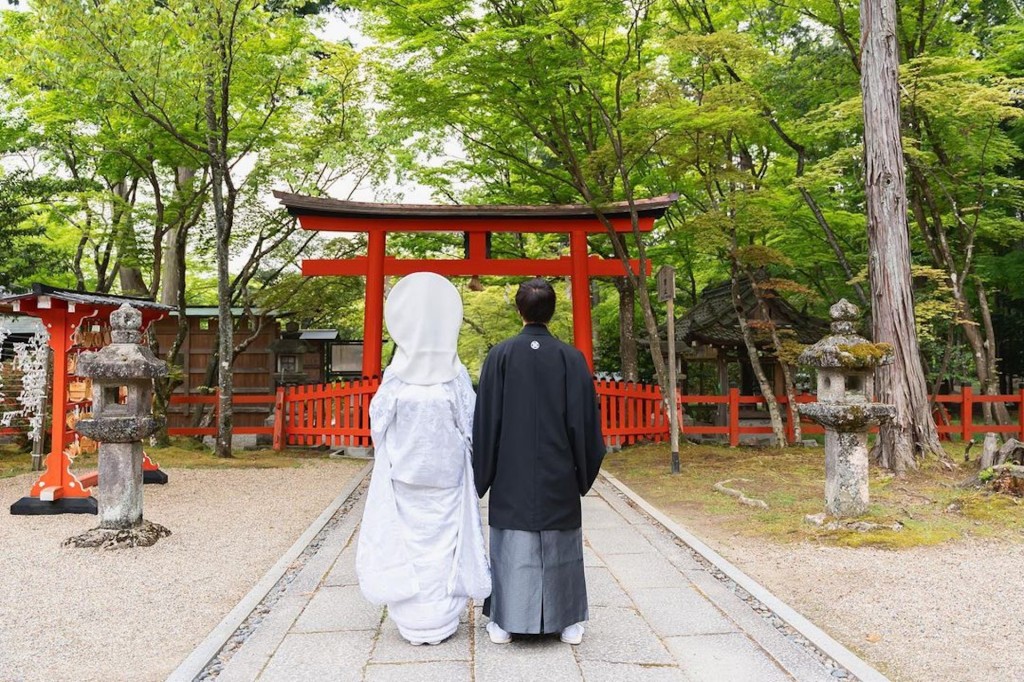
[0,0,1021,461]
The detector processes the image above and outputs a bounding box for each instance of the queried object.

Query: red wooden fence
[934,386,1024,442]
[161,380,1024,450]
[594,381,825,447]
[167,379,379,450]
[274,379,377,449]
[598,383,1024,447]
[595,380,671,445]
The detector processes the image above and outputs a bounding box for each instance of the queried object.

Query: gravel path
[680,524,1024,681]
[0,460,365,682]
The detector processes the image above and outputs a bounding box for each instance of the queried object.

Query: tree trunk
[111,179,148,296]
[730,262,786,447]
[905,169,1009,426]
[152,215,191,446]
[159,167,195,307]
[749,279,803,443]
[860,0,943,471]
[119,267,148,297]
[206,75,233,459]
[614,277,639,381]
[976,281,1011,424]
[796,186,870,307]
[779,361,802,443]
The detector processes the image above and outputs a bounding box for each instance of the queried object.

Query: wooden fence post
[1019,388,1024,442]
[272,387,286,451]
[677,387,685,439]
[728,387,740,447]
[961,385,972,442]
[784,393,796,445]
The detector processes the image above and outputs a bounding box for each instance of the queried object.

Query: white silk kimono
[356,365,491,644]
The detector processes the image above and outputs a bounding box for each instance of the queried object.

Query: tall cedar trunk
[615,277,639,381]
[206,74,233,459]
[118,266,148,296]
[860,0,943,471]
[730,261,787,447]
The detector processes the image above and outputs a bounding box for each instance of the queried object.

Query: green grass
[603,442,1024,549]
[0,437,350,480]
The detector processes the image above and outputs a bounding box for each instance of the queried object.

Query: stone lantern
[270,321,311,387]
[798,300,896,517]
[64,304,171,548]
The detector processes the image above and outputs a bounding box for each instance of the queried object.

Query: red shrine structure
[1,285,172,515]
[275,192,677,375]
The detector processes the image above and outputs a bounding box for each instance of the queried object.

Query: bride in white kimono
[356,272,491,645]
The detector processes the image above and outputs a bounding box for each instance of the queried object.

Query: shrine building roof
[0,284,173,314]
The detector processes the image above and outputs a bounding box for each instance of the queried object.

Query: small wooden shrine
[0,284,172,515]
[667,277,827,396]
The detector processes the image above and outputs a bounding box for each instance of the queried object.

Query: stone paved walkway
[212,478,849,682]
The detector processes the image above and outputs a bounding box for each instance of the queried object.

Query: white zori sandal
[486,621,512,644]
[560,623,584,645]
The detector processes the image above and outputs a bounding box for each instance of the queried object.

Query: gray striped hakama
[483,527,588,634]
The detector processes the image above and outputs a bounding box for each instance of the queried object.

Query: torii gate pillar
[570,229,594,369]
[363,231,387,378]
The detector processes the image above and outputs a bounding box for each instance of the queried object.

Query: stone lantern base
[63,520,171,550]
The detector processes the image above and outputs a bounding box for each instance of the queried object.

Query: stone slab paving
[211,478,853,682]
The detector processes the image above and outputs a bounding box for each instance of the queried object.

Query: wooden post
[657,266,679,473]
[49,312,70,487]
[272,387,286,451]
[785,392,797,445]
[1019,388,1024,442]
[717,354,729,427]
[569,229,594,371]
[961,385,972,442]
[729,387,740,447]
[362,230,386,378]
[667,304,679,472]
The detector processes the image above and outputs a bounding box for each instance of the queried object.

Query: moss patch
[836,342,893,368]
[602,443,1024,549]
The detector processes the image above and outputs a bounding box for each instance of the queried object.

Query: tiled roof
[672,277,827,350]
[275,191,678,220]
[0,284,172,311]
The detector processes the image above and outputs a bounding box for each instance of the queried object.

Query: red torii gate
[275,192,676,376]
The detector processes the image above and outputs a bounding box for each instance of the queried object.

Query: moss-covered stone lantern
[64,304,171,548]
[798,300,896,517]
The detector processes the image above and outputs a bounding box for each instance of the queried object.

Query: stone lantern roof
[797,299,892,370]
[76,304,169,381]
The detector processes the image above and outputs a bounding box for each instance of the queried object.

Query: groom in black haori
[473,277,606,645]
